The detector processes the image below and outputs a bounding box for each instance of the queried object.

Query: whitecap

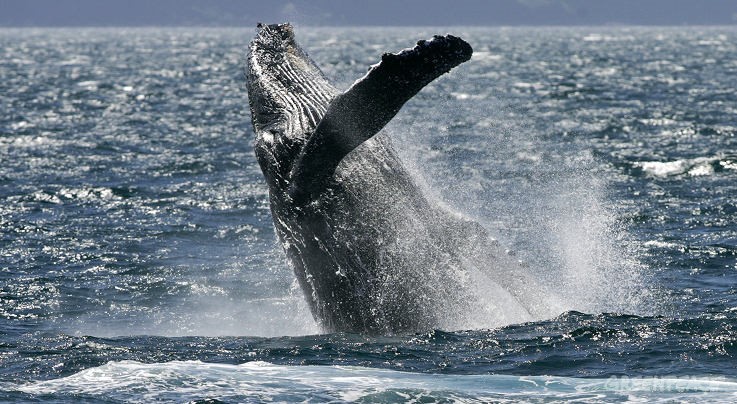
[471,51,502,62]
[643,240,680,249]
[635,157,719,177]
[76,80,99,90]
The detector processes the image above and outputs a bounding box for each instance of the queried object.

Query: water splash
[540,161,651,315]
[390,93,654,330]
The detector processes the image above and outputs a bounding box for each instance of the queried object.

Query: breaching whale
[246,23,537,334]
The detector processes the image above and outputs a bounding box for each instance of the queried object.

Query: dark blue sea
[1,26,736,402]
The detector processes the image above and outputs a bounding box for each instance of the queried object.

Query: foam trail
[14,361,737,402]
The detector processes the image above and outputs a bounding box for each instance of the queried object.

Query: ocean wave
[634,157,736,178]
[12,361,737,403]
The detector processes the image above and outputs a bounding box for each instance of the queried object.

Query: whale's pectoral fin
[288,34,473,204]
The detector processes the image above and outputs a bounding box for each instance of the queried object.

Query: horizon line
[2,23,737,29]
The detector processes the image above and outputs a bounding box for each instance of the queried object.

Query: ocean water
[1,26,736,402]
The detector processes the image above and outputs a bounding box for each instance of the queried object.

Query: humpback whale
[246,23,535,334]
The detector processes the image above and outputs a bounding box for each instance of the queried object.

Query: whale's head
[246,23,337,185]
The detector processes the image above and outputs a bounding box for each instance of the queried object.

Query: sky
[1,0,736,27]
